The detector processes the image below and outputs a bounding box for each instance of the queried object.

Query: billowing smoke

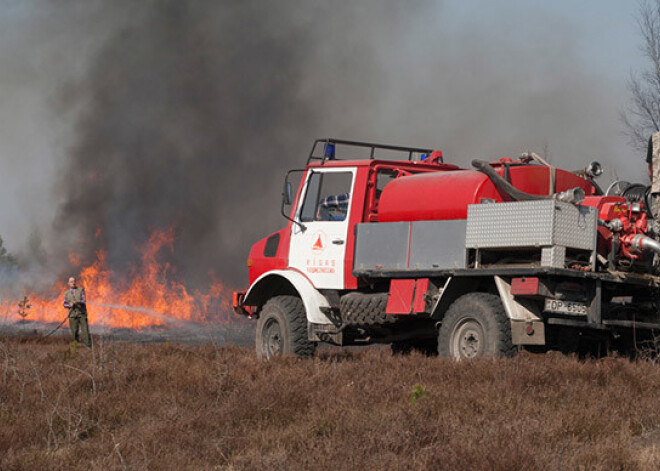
[55,1,322,287]
[0,1,639,290]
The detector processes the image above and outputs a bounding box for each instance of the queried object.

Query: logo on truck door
[311,231,326,253]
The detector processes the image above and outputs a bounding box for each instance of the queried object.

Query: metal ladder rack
[307,138,435,165]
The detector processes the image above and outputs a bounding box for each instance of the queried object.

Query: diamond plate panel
[465,201,596,250]
[553,203,596,250]
[541,246,566,268]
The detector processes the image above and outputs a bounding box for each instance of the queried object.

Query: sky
[442,1,641,82]
[0,0,652,285]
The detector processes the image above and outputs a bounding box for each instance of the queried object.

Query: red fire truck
[233,138,660,359]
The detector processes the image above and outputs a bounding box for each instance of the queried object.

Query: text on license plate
[544,299,588,316]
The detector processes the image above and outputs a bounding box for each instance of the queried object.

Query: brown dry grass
[2,337,660,470]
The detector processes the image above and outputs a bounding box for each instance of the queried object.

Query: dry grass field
[3,336,660,470]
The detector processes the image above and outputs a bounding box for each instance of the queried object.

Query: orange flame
[2,228,237,329]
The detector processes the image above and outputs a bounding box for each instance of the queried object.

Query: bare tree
[622,0,660,151]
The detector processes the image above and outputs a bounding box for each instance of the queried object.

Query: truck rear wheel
[438,293,515,360]
[256,296,315,359]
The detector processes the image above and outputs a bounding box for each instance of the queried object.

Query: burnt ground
[0,318,256,346]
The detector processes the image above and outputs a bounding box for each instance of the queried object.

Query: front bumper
[232,290,251,317]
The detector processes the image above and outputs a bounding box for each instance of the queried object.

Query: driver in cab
[316,193,350,221]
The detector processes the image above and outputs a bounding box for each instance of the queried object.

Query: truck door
[288,168,356,289]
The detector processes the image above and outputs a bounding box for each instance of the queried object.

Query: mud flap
[494,276,546,346]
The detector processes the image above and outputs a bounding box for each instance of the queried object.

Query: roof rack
[307,138,435,165]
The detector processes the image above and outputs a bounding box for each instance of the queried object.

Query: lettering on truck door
[288,168,356,289]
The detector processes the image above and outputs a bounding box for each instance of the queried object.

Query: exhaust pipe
[472,159,585,204]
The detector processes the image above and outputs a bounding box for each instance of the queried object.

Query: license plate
[544,299,588,316]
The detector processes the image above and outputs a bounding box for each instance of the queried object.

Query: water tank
[378,164,594,222]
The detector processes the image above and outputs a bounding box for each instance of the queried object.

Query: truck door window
[299,172,353,222]
[299,172,322,222]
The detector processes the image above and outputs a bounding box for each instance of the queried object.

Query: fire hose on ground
[44,315,70,337]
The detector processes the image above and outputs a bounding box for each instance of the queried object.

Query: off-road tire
[438,293,515,360]
[256,296,315,359]
[339,292,393,326]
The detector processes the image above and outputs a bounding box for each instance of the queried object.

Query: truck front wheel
[256,296,316,359]
[438,293,515,360]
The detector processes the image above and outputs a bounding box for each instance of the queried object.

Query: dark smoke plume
[56,1,320,286]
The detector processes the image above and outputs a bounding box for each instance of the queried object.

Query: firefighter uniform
[64,287,91,347]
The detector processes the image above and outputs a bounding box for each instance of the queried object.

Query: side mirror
[281,170,307,232]
[283,181,293,206]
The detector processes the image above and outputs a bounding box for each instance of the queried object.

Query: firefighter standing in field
[63,276,91,347]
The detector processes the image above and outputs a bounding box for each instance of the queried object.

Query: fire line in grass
[2,228,236,329]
